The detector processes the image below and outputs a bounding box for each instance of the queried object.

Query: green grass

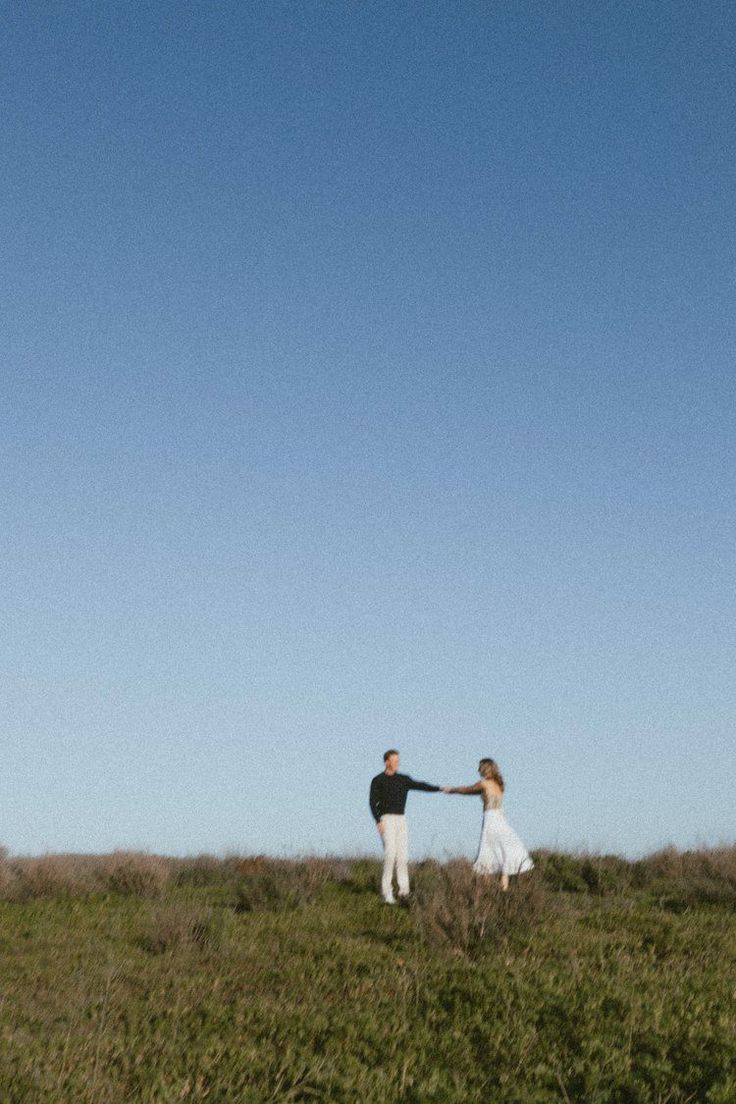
[0,850,734,1102]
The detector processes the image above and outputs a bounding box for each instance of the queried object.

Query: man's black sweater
[369,771,440,823]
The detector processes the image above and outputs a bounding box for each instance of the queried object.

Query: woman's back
[481,780,503,811]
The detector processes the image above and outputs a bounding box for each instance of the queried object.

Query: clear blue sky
[3,1,734,859]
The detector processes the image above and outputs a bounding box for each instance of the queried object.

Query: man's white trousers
[381,814,409,901]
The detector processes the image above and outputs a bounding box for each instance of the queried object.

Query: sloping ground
[0,851,734,1102]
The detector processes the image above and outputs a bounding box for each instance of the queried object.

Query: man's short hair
[383,748,399,762]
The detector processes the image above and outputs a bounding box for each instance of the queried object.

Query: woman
[442,758,534,889]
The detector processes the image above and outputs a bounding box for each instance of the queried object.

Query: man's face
[385,753,399,774]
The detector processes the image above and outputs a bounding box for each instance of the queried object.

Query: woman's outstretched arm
[441,782,484,795]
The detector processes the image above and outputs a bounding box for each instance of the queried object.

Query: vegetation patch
[0,847,733,1102]
[411,858,548,958]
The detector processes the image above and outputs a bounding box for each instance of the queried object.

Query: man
[369,749,440,904]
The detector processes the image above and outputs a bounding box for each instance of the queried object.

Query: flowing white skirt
[473,809,534,876]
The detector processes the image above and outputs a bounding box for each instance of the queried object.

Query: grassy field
[0,848,734,1103]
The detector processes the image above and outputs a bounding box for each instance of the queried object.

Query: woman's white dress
[473,794,534,876]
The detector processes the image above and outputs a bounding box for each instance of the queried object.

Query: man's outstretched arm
[405,775,441,793]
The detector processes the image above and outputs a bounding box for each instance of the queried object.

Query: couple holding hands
[369,749,534,904]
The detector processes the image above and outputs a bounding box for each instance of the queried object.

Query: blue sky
[3,1,734,859]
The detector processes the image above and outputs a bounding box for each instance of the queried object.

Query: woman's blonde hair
[478,758,504,790]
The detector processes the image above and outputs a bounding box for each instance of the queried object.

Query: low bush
[632,846,736,907]
[533,849,589,892]
[529,846,736,905]
[537,851,634,895]
[5,854,98,900]
[0,851,171,901]
[577,853,634,894]
[172,853,229,889]
[103,852,171,898]
[232,858,331,913]
[411,858,548,958]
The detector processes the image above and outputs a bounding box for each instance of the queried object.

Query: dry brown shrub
[7,854,99,900]
[697,846,736,882]
[102,852,171,897]
[233,857,331,912]
[412,859,548,959]
[633,846,736,905]
[232,855,269,876]
[172,853,228,888]
[0,847,17,897]
[0,852,172,901]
